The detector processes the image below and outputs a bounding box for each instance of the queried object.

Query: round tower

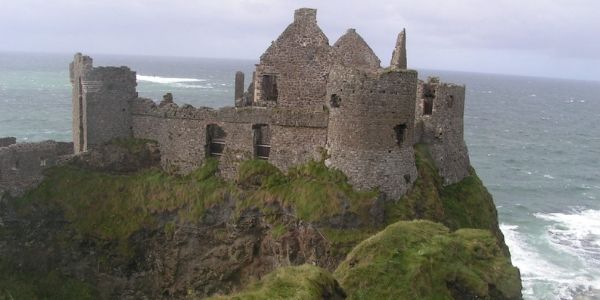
[325,65,418,200]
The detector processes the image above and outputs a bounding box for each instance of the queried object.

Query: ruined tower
[70,53,136,153]
[325,29,418,200]
[414,77,470,184]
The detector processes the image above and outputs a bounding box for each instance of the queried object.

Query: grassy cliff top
[209,220,521,300]
[334,220,522,300]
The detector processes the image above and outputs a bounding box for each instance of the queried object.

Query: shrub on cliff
[207,265,345,300]
[386,144,508,254]
[334,220,522,300]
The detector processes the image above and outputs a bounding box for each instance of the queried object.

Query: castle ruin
[1,8,470,200]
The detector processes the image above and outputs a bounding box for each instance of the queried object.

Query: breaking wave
[136,75,206,84]
[534,209,600,268]
[502,210,600,299]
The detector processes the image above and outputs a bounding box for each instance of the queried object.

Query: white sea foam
[136,75,206,84]
[173,82,213,89]
[502,218,600,300]
[535,209,600,263]
[543,174,555,179]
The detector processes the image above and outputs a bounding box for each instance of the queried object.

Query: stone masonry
[415,77,470,184]
[60,7,470,200]
[70,53,137,154]
[0,140,73,197]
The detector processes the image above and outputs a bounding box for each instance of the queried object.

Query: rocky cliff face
[0,139,522,299]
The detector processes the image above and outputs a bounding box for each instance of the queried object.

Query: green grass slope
[334,220,522,300]
[386,144,508,254]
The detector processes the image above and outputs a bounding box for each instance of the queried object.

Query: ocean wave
[136,75,206,84]
[534,209,600,261]
[173,82,213,89]
[501,221,600,299]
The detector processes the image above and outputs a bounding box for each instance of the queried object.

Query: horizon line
[1,49,599,84]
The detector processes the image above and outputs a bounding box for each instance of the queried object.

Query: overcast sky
[2,0,599,81]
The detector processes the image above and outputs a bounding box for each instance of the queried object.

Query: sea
[1,52,599,300]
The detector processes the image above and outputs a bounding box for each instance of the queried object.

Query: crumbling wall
[0,140,74,197]
[253,8,333,111]
[70,53,136,154]
[0,137,16,148]
[415,77,470,184]
[325,66,418,200]
[130,98,328,178]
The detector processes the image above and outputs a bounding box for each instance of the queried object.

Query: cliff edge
[0,139,521,299]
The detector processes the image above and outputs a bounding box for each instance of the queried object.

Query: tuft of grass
[334,220,522,300]
[237,159,287,188]
[270,223,288,240]
[320,227,378,259]
[207,265,344,300]
[236,160,378,223]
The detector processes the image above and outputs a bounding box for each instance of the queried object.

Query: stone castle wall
[0,139,73,197]
[415,77,470,184]
[130,99,328,178]
[325,66,418,200]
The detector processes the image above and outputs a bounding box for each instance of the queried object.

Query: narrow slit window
[78,77,85,151]
[423,98,433,115]
[206,124,226,157]
[330,94,341,108]
[394,124,407,146]
[447,95,454,108]
[261,74,278,101]
[422,84,435,115]
[253,124,270,160]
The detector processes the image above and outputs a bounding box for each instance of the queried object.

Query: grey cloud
[0,0,598,80]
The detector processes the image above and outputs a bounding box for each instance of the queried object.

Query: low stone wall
[0,140,74,197]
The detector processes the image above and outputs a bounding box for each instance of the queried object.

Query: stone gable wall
[253,8,333,111]
[332,29,381,70]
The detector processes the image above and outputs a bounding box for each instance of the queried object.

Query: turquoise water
[1,52,599,299]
